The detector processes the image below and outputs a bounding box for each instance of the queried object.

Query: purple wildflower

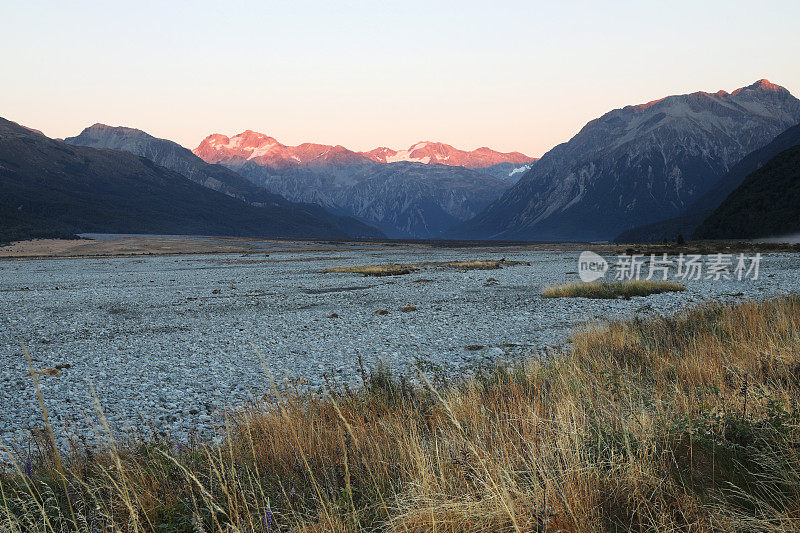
[263,505,274,531]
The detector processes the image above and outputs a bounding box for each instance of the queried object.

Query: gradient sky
[3,0,799,157]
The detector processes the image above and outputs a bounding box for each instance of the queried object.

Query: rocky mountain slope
[231,159,511,238]
[448,80,800,241]
[332,162,513,237]
[693,144,800,239]
[193,132,515,237]
[65,124,382,238]
[0,118,362,243]
[615,121,800,242]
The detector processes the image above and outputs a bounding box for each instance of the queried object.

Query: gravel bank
[2,246,799,447]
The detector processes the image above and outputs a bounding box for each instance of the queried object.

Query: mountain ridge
[194,133,536,170]
[65,124,383,238]
[694,144,800,239]
[0,118,368,243]
[192,131,517,237]
[446,79,800,241]
[614,120,800,242]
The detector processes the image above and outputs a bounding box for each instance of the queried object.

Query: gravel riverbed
[2,245,799,448]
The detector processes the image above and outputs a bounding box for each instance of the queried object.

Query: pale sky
[2,0,799,157]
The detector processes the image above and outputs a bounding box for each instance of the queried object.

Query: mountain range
[4,79,800,245]
[194,133,535,170]
[0,118,378,243]
[192,133,529,237]
[448,80,800,241]
[64,124,381,238]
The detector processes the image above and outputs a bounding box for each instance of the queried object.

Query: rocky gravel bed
[1,246,799,448]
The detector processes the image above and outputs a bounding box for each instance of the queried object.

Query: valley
[4,2,800,530]
[3,242,799,448]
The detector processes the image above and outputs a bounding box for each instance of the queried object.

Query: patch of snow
[385,150,414,163]
[247,143,277,159]
[509,164,531,177]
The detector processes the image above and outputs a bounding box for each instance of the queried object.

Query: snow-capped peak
[193,131,535,169]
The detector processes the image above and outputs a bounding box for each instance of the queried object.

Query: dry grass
[3,295,800,531]
[542,279,686,299]
[322,263,420,276]
[322,259,527,277]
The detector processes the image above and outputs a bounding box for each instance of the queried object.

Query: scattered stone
[465,345,485,351]
[2,249,795,447]
[327,313,339,318]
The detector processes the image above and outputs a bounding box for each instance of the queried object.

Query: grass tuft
[323,259,527,276]
[542,279,686,298]
[323,263,419,276]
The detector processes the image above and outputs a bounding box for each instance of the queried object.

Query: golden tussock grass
[2,295,800,531]
[322,259,527,276]
[542,279,686,299]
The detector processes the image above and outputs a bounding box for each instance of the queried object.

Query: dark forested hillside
[694,145,800,239]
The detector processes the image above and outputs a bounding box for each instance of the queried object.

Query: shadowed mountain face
[329,162,513,238]
[0,118,369,243]
[615,121,800,242]
[66,124,287,205]
[447,80,800,242]
[229,159,512,238]
[192,132,515,238]
[693,145,800,240]
[65,124,382,238]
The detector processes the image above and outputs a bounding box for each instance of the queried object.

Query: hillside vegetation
[695,145,800,239]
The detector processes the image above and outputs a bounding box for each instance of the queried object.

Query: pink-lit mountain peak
[731,78,787,95]
[361,140,535,168]
[633,79,789,111]
[194,131,295,165]
[193,133,536,169]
